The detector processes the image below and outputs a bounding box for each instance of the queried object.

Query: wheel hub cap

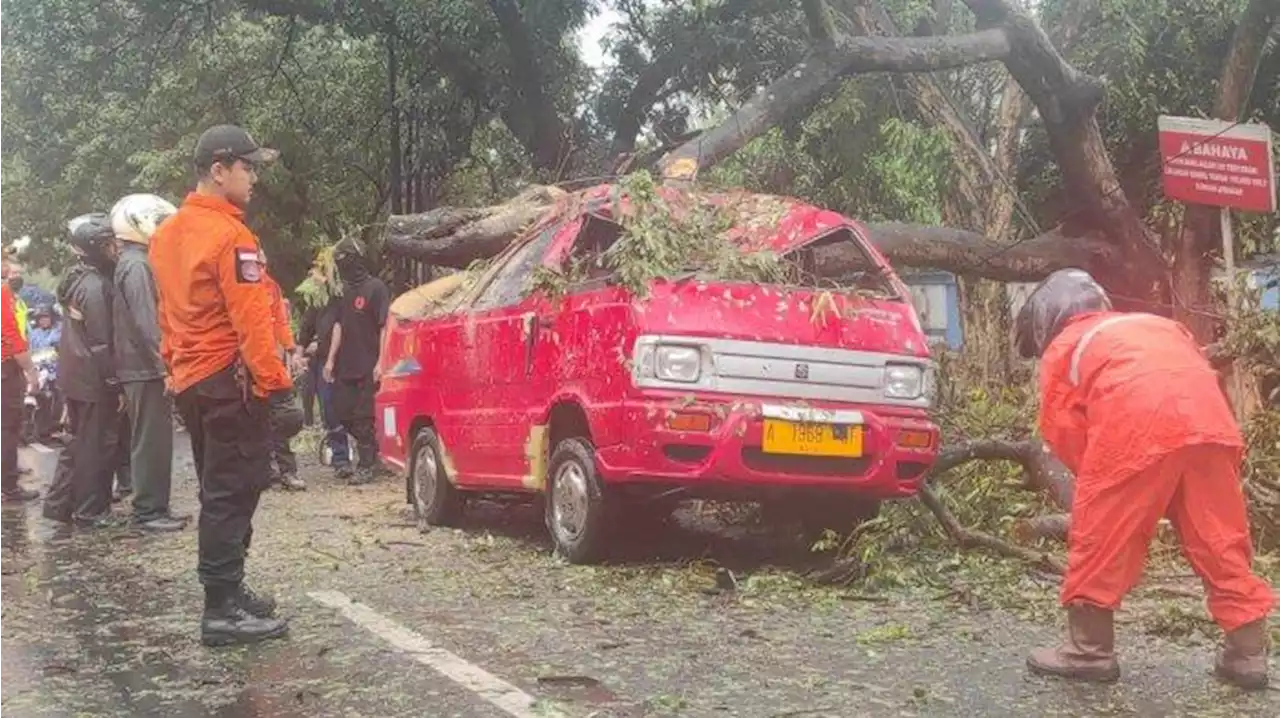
[551,462,589,541]
[415,445,438,507]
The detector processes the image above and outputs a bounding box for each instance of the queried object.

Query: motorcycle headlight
[884,363,924,399]
[655,345,701,383]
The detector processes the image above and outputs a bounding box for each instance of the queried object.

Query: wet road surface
[2,434,1276,717]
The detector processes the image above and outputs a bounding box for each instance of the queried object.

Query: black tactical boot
[202,589,288,647]
[236,583,278,618]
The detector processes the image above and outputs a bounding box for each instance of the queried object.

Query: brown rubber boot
[1214,618,1270,690]
[1027,604,1121,683]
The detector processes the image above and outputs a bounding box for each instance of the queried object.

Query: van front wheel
[545,437,609,564]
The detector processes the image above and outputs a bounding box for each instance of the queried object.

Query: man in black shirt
[323,238,389,484]
[297,273,352,478]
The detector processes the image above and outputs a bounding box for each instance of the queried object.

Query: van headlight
[655,345,702,383]
[884,363,924,399]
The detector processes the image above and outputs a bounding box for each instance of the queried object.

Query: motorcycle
[22,346,64,445]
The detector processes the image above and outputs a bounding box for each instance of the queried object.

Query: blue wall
[902,271,963,350]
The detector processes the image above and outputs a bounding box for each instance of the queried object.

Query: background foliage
[5,0,1275,293]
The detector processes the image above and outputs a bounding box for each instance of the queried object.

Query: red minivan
[376,185,939,563]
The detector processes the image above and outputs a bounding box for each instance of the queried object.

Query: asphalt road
[2,434,1276,717]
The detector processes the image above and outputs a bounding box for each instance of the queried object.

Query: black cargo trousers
[333,376,378,469]
[1,360,25,492]
[175,364,271,602]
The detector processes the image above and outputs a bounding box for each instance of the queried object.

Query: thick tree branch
[488,0,569,173]
[959,0,1166,304]
[383,187,1114,282]
[914,438,1074,572]
[658,28,1011,179]
[802,0,837,45]
[608,0,766,164]
[838,223,1114,282]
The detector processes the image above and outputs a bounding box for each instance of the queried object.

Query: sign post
[1157,115,1276,420]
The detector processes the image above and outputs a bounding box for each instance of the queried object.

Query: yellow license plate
[762,419,864,458]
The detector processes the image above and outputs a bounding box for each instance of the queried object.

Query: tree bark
[608,0,766,166]
[656,28,1013,181]
[488,0,570,174]
[387,33,402,215]
[1172,0,1278,342]
[914,438,1074,573]
[382,187,1115,282]
[959,0,1166,306]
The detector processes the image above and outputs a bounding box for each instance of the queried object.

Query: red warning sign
[1157,116,1275,213]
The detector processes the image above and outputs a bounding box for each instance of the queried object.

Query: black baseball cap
[194,124,279,169]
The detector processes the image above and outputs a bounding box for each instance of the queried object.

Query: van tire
[545,437,610,564]
[409,427,462,531]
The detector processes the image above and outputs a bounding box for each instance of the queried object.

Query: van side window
[566,214,624,281]
[472,227,558,310]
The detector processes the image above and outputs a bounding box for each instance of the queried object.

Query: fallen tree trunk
[383,189,1116,283]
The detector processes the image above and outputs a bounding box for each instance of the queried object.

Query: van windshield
[559,217,899,300]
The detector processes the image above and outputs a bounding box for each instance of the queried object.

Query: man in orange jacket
[151,124,301,647]
[1015,268,1273,690]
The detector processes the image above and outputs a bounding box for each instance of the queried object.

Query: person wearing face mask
[42,214,124,528]
[150,124,297,647]
[322,238,389,485]
[108,193,188,531]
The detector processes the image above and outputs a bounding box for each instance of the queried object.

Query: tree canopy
[3,0,1276,299]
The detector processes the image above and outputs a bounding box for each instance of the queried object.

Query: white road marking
[308,590,564,718]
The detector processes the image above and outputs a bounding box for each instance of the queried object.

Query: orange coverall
[1039,311,1274,631]
[149,193,290,397]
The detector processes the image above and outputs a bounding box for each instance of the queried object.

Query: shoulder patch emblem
[235,247,262,283]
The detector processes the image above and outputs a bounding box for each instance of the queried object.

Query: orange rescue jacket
[149,192,291,396]
[265,274,296,351]
[1038,311,1242,484]
[1,284,27,361]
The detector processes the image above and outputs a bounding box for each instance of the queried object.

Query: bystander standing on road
[262,251,306,491]
[43,215,123,528]
[108,193,188,531]
[297,265,351,477]
[150,124,300,646]
[323,238,389,485]
[1,255,41,503]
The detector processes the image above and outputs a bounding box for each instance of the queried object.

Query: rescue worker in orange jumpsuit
[261,251,306,491]
[1014,268,1273,690]
[150,124,303,647]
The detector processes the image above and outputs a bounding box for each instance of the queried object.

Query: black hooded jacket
[56,263,118,402]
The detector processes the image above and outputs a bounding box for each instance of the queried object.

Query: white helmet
[110,194,178,245]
